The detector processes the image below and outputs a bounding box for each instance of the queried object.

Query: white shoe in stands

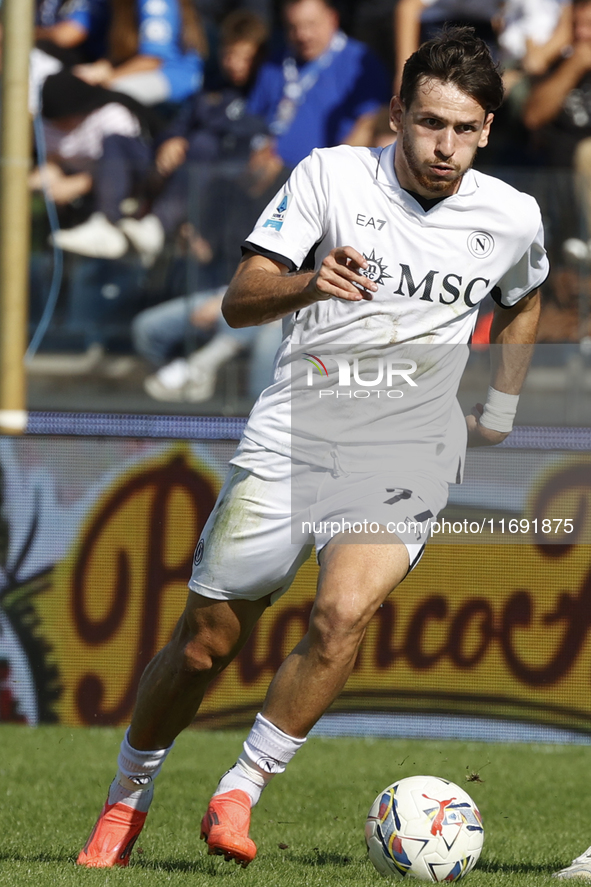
[51,213,128,259]
[118,215,165,267]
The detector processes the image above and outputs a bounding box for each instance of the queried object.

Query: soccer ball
[365,775,484,882]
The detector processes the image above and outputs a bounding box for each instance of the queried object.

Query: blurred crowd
[7,0,591,405]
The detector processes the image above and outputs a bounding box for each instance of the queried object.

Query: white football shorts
[189,452,448,605]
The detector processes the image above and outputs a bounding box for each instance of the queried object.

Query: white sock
[213,713,306,807]
[107,728,174,812]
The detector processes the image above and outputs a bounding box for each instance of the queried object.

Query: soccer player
[76,26,547,869]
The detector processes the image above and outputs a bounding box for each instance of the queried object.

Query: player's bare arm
[222,247,378,328]
[467,288,541,447]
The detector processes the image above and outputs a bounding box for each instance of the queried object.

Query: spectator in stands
[148,10,268,172]
[133,287,281,403]
[523,0,591,259]
[497,1,573,164]
[394,0,505,89]
[50,10,268,264]
[131,134,288,402]
[35,0,110,65]
[29,101,141,207]
[393,0,571,143]
[394,0,571,84]
[247,0,390,167]
[69,0,207,106]
[29,0,110,114]
[498,0,572,77]
[34,0,207,183]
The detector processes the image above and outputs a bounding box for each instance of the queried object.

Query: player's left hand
[465,403,510,447]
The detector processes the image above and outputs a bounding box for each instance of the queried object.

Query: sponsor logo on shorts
[193,538,205,566]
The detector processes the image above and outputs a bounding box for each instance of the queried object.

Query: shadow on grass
[479,859,561,876]
[135,848,355,873]
[0,849,247,876]
[288,849,354,867]
[0,850,76,865]
[135,855,249,875]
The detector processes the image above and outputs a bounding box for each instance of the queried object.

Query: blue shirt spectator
[67,0,208,107]
[60,0,110,61]
[247,0,390,167]
[35,0,110,62]
[136,0,203,102]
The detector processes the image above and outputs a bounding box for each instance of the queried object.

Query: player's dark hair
[399,26,504,114]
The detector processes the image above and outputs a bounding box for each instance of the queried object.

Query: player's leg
[77,590,269,868]
[202,536,410,861]
[202,470,446,865]
[78,460,309,869]
[261,538,410,735]
[129,591,270,750]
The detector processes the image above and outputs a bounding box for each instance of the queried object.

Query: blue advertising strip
[25,412,248,440]
[499,426,591,450]
[24,412,591,449]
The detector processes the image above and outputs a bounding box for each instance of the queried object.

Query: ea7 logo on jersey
[356,214,386,230]
[361,249,392,286]
[263,194,291,231]
[467,231,495,259]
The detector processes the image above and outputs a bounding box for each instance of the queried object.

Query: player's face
[390,78,493,198]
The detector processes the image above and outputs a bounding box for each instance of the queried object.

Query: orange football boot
[76,799,148,868]
[200,789,257,866]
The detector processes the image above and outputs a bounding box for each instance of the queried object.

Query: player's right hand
[307,246,378,303]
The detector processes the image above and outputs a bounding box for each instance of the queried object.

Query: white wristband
[479,386,519,434]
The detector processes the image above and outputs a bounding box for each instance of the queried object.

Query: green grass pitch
[0,723,590,886]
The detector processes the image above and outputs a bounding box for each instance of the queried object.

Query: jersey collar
[376,142,479,204]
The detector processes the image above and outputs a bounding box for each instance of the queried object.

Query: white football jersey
[235,144,548,481]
